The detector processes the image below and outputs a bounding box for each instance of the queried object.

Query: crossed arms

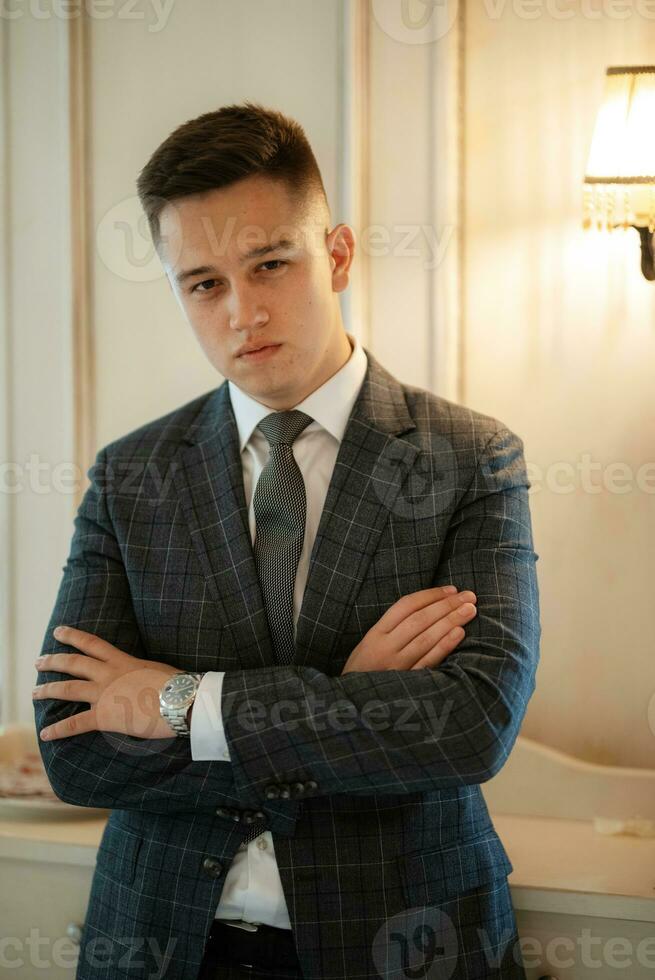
[33,426,540,816]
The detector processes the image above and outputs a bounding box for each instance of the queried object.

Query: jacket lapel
[294,351,419,674]
[173,383,276,666]
[172,349,419,674]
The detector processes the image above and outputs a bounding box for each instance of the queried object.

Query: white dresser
[497,813,655,980]
[1,732,654,979]
[0,813,107,980]
[484,735,655,980]
[1,808,654,979]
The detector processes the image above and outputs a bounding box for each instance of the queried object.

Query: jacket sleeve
[220,426,542,807]
[34,448,249,817]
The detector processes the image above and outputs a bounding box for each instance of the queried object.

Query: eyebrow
[174,237,299,285]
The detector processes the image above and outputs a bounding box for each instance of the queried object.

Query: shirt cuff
[190,671,231,761]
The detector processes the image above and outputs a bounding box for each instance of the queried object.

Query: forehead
[159,176,312,265]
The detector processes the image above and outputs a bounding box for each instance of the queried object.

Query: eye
[190,279,219,294]
[259,260,286,271]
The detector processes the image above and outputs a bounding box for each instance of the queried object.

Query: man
[33,102,540,980]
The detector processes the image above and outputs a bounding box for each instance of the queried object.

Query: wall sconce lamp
[583,66,655,281]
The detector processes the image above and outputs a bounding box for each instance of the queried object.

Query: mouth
[237,343,282,362]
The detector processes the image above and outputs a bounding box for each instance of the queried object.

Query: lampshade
[583,66,655,232]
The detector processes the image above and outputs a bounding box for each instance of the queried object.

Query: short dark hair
[136,101,329,252]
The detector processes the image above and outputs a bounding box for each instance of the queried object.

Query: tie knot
[257,410,313,448]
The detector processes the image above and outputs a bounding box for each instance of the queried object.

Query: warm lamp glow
[583,66,655,233]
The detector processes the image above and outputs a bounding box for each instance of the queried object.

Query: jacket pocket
[95,823,143,886]
[397,832,513,907]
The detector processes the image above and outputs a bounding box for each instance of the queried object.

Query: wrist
[186,672,206,726]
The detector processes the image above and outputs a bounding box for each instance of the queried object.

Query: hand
[33,626,184,741]
[341,586,477,674]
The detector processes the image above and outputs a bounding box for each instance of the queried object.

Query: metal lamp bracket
[631,225,655,281]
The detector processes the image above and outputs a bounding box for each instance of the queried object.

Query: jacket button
[252,810,267,821]
[202,857,223,877]
[305,780,318,792]
[279,784,291,799]
[290,782,305,796]
[242,811,255,824]
[265,786,280,799]
[215,807,230,817]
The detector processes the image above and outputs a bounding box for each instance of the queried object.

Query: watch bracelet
[161,672,203,737]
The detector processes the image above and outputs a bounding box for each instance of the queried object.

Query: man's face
[159,174,354,410]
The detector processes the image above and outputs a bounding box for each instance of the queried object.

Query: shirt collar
[228,331,368,452]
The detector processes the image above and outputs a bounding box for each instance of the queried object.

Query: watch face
[163,674,196,707]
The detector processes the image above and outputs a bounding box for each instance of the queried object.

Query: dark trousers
[197,920,304,979]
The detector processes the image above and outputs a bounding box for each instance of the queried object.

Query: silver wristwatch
[159,672,203,737]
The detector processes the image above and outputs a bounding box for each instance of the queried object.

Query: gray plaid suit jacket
[34,347,540,980]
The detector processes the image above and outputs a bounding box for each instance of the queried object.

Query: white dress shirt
[190,329,368,930]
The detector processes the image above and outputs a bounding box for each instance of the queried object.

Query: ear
[327,224,355,293]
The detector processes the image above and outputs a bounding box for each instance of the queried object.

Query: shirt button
[222,749,230,760]
[256,838,267,850]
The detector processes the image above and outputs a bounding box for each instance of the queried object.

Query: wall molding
[349,0,463,398]
[341,0,371,348]
[1,15,78,724]
[429,0,464,402]
[0,15,14,727]
[68,12,96,510]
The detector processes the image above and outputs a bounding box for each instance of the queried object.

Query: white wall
[463,5,655,768]
[90,0,348,450]
[364,0,655,769]
[2,0,348,726]
[4,0,654,771]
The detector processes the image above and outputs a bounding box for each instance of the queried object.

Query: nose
[227,282,269,331]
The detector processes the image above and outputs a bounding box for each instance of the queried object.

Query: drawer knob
[66,923,83,946]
